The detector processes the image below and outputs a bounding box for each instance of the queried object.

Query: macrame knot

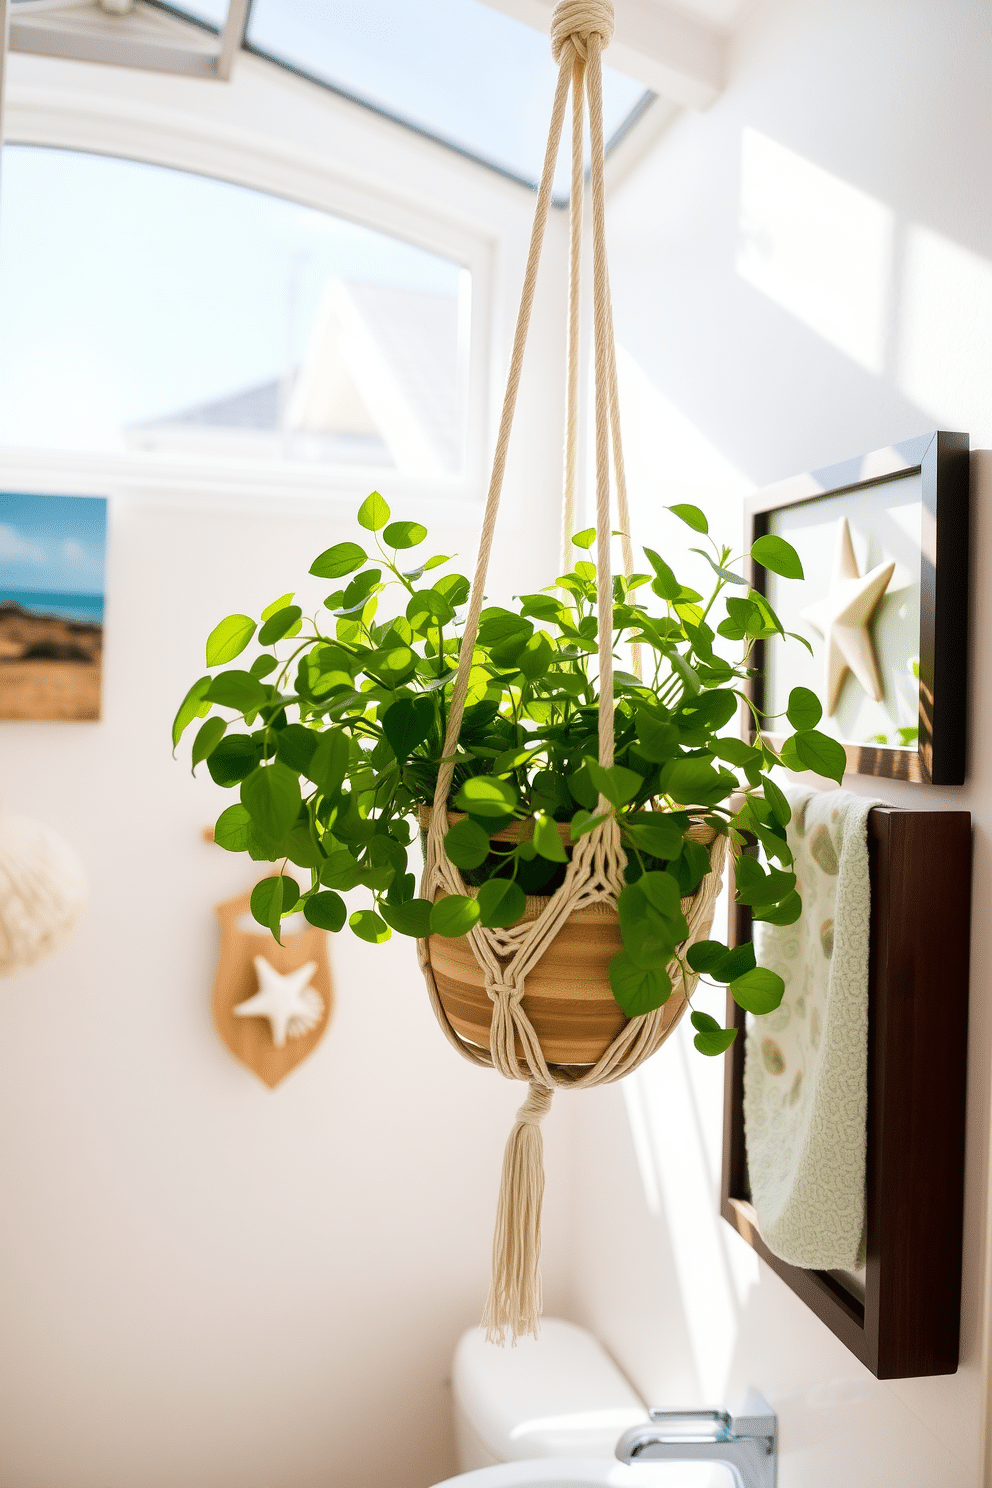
[550,0,615,62]
[487,978,524,1007]
[517,1081,553,1126]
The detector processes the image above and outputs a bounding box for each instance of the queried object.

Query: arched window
[0,145,471,480]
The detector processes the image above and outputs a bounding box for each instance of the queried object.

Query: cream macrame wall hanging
[0,809,86,978]
[416,0,727,1343]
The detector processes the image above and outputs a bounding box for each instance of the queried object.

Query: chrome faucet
[615,1388,777,1488]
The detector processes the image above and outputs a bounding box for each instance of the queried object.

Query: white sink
[430,1461,735,1487]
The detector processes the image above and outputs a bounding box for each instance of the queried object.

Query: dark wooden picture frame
[720,808,971,1379]
[746,431,970,785]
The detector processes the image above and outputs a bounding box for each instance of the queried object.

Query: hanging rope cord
[418,0,727,1341]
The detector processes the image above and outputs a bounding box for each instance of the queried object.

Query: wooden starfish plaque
[213,887,333,1088]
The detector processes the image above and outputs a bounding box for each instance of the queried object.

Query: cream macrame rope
[418,0,727,1343]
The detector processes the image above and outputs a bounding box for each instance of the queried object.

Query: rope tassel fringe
[482,1082,553,1343]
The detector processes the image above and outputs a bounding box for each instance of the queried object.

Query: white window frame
[0,47,551,517]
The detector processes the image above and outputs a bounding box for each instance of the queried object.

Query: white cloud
[0,523,44,564]
[61,539,94,569]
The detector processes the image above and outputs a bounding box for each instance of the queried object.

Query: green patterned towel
[743,787,882,1270]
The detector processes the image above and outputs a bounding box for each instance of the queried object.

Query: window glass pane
[245,0,650,194]
[0,147,468,475]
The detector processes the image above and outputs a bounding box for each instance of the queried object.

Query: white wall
[0,45,575,1488]
[560,2,992,1486]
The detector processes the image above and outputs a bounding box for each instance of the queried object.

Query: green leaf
[567,764,598,810]
[668,503,708,534]
[710,737,761,767]
[261,592,294,622]
[793,729,847,784]
[476,878,526,929]
[304,891,348,932]
[624,817,685,860]
[642,547,681,602]
[609,951,673,1016]
[454,776,518,818]
[752,890,803,925]
[634,710,680,763]
[433,572,470,608]
[692,548,750,587]
[172,675,212,749]
[730,966,785,1015]
[570,809,610,840]
[206,614,256,667]
[712,943,756,982]
[584,758,644,808]
[258,605,303,646]
[207,734,260,787]
[786,686,822,731]
[571,527,596,549]
[380,898,434,937]
[761,776,792,828]
[430,894,482,938]
[686,939,728,973]
[382,696,434,761]
[349,909,391,944]
[383,520,428,549]
[406,589,455,630]
[191,716,227,770]
[635,870,685,921]
[213,803,252,852]
[751,534,804,580]
[250,875,300,942]
[276,724,318,775]
[690,1012,738,1057]
[320,851,363,892]
[533,814,568,862]
[734,857,796,908]
[663,758,735,806]
[668,839,711,896]
[787,629,815,656]
[444,818,491,870]
[517,633,554,682]
[204,670,269,713]
[308,728,350,796]
[310,541,367,579]
[240,763,302,842]
[358,491,390,531]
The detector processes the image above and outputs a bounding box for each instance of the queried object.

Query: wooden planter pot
[420,809,717,1067]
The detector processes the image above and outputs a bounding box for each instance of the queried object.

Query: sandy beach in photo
[0,603,102,721]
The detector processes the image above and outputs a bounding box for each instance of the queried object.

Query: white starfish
[233,957,323,1048]
[801,517,895,715]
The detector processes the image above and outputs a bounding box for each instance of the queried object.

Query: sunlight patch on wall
[898,226,992,442]
[737,129,894,374]
[621,1024,756,1403]
[612,347,752,569]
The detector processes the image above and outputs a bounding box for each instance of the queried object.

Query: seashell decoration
[0,810,87,977]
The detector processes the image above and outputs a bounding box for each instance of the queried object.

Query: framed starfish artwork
[744,430,970,785]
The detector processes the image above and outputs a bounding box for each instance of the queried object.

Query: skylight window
[0,147,469,477]
[244,0,651,194]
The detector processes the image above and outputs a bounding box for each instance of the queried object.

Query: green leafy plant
[176,491,840,1055]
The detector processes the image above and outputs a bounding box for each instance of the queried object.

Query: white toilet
[452,1318,649,1471]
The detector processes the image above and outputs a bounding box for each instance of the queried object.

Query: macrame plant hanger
[418,0,727,1343]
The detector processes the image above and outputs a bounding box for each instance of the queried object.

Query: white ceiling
[662,0,757,32]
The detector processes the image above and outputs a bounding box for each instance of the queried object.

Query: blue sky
[0,493,108,596]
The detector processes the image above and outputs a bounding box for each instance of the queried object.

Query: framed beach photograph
[0,492,108,722]
[745,431,969,785]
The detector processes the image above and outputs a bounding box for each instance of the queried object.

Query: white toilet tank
[451,1318,649,1470]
